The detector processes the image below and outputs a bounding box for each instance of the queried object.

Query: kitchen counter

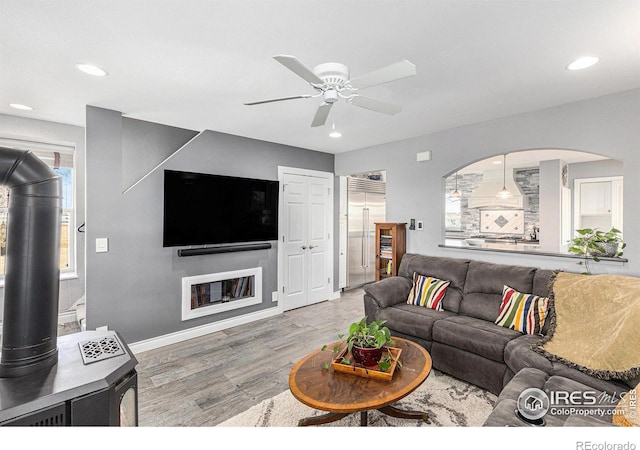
[440,239,628,262]
[444,238,540,251]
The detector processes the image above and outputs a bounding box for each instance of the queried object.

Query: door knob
[301,245,307,250]
[309,245,316,249]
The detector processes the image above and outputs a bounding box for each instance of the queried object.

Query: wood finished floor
[134,288,365,426]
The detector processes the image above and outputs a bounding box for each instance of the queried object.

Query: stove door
[113,370,138,426]
[116,372,138,427]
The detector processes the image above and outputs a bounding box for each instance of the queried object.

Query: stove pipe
[0,147,62,378]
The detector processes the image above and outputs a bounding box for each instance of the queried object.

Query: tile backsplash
[480,210,525,234]
[446,168,539,236]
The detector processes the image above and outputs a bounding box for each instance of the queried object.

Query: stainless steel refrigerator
[347,177,386,289]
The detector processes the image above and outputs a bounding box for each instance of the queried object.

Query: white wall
[335,89,640,275]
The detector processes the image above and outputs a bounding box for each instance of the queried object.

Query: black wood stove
[0,330,138,426]
[0,147,138,426]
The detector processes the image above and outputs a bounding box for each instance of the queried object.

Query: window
[0,137,76,277]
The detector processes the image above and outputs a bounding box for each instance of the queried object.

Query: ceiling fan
[244,55,417,127]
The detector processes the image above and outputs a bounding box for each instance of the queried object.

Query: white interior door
[306,176,331,304]
[280,168,333,311]
[282,173,308,310]
[338,176,347,289]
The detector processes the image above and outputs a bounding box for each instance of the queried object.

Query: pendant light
[451,172,461,198]
[497,153,512,198]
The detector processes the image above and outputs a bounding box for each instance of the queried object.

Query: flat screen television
[163,170,279,247]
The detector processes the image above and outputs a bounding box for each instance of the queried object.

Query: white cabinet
[579,181,612,215]
[574,177,623,233]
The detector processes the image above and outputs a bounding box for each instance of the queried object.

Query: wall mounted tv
[163,170,279,247]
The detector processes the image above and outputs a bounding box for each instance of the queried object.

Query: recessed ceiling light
[566,56,600,71]
[329,131,342,138]
[9,103,34,111]
[76,63,109,77]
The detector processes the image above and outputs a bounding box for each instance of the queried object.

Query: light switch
[417,221,424,230]
[96,238,109,253]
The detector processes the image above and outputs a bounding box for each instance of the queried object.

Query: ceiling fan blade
[273,55,324,85]
[347,60,417,90]
[311,103,333,127]
[350,95,402,115]
[244,95,312,106]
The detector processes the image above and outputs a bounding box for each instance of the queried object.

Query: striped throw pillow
[495,285,550,335]
[406,272,450,310]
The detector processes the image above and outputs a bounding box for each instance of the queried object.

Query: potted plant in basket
[568,227,626,274]
[322,317,400,371]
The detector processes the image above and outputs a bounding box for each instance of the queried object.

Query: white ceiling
[2,1,639,154]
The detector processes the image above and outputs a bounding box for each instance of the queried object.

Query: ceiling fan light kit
[245,55,417,128]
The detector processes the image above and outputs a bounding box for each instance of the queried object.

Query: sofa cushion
[533,269,556,336]
[532,269,555,297]
[376,303,455,341]
[543,375,620,424]
[406,272,450,310]
[432,315,521,363]
[495,285,549,335]
[504,334,553,375]
[431,342,507,395]
[398,254,470,313]
[485,368,616,427]
[461,260,536,322]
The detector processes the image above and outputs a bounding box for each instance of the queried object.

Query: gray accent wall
[335,89,640,275]
[0,114,86,322]
[122,117,199,192]
[85,106,333,344]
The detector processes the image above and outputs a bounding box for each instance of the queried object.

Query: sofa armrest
[363,276,412,308]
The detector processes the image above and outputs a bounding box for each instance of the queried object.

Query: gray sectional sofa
[362,253,637,426]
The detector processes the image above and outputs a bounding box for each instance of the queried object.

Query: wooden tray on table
[330,347,402,381]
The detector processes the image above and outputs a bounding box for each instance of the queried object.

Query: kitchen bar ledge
[440,239,628,263]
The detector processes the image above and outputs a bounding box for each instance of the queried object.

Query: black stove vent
[0,147,62,378]
[78,333,125,365]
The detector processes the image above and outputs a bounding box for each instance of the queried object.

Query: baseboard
[128,305,282,354]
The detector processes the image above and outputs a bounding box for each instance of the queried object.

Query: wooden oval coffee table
[288,336,432,426]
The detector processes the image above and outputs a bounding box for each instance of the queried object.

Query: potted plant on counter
[568,227,626,274]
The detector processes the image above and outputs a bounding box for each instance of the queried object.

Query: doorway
[278,166,334,311]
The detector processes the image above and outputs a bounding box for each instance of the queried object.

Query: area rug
[217,370,496,427]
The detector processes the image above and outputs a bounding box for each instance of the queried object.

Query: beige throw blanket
[536,271,640,380]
